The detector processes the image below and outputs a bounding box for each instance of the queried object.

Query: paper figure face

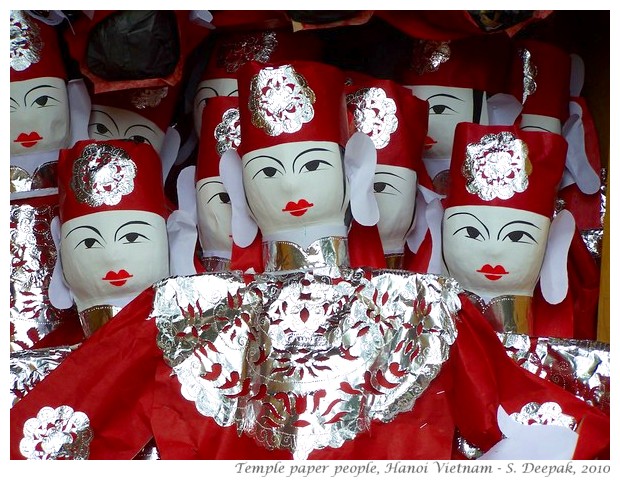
[241,141,348,237]
[196,176,233,256]
[60,210,169,310]
[10,76,70,155]
[193,79,239,136]
[409,85,487,160]
[442,205,550,299]
[520,113,562,135]
[88,105,166,153]
[374,165,417,254]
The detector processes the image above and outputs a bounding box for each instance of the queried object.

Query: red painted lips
[14,132,43,148]
[282,199,314,217]
[476,264,509,281]
[102,269,133,287]
[424,135,437,151]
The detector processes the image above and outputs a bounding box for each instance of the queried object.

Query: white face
[196,176,233,257]
[442,205,550,299]
[520,114,562,135]
[10,76,70,155]
[408,85,487,160]
[374,165,417,254]
[193,78,239,136]
[88,105,166,153]
[242,141,349,238]
[60,210,169,311]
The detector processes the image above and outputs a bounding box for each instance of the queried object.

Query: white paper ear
[425,197,444,274]
[561,102,601,195]
[487,93,523,126]
[540,210,575,304]
[160,127,182,184]
[48,216,74,309]
[219,149,258,248]
[569,54,585,97]
[344,132,380,226]
[68,79,91,146]
[176,166,198,221]
[190,10,215,28]
[167,209,198,276]
[478,405,578,460]
[406,185,443,254]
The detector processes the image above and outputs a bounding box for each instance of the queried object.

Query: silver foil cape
[152,269,461,460]
[10,202,78,351]
[214,107,241,155]
[71,143,136,207]
[10,10,43,72]
[347,87,398,150]
[464,131,531,201]
[10,345,78,407]
[249,65,316,137]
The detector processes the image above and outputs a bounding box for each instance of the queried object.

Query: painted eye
[128,135,151,145]
[373,181,400,195]
[218,192,231,204]
[429,104,457,115]
[504,230,536,244]
[374,182,387,193]
[76,238,102,249]
[91,123,111,135]
[260,167,278,178]
[34,95,51,107]
[119,232,148,244]
[454,225,484,241]
[300,159,330,173]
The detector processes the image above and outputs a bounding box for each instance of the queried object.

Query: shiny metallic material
[133,438,160,460]
[79,304,122,337]
[499,333,610,414]
[152,269,461,460]
[214,107,241,155]
[20,405,93,459]
[10,166,32,192]
[463,131,531,201]
[11,162,59,193]
[454,431,483,459]
[249,65,316,137]
[219,31,278,73]
[411,40,451,75]
[10,203,77,351]
[11,346,78,407]
[464,293,531,334]
[263,237,349,272]
[200,255,231,272]
[71,143,136,207]
[385,254,404,270]
[131,87,169,109]
[10,10,43,72]
[510,401,576,430]
[519,48,538,104]
[581,228,603,259]
[347,87,398,150]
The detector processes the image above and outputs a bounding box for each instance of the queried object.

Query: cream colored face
[193,78,239,136]
[10,76,70,155]
[374,165,417,254]
[196,176,233,256]
[88,105,166,153]
[520,114,562,135]
[408,85,487,160]
[442,205,550,299]
[60,210,169,310]
[242,141,349,237]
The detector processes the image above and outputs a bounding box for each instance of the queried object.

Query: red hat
[196,96,241,180]
[345,73,432,189]
[64,11,208,94]
[236,61,349,155]
[445,123,567,218]
[10,10,67,82]
[509,39,571,123]
[200,28,324,81]
[89,83,181,132]
[398,32,512,96]
[58,139,167,223]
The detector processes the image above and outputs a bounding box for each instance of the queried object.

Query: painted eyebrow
[375,171,406,180]
[114,220,151,241]
[90,109,120,133]
[244,155,285,170]
[522,125,553,133]
[446,211,490,238]
[292,148,331,172]
[23,84,59,103]
[426,93,464,102]
[497,220,540,240]
[227,89,239,96]
[198,180,223,192]
[124,124,157,136]
[196,86,219,97]
[64,225,104,240]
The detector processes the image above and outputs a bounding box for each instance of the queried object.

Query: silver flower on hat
[249,65,316,137]
[347,87,398,150]
[214,108,241,156]
[463,131,531,201]
[519,48,538,103]
[71,143,137,207]
[10,10,43,72]
[411,40,451,75]
[131,87,169,109]
[510,402,577,430]
[219,31,278,73]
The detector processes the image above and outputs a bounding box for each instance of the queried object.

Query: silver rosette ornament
[214,108,241,156]
[347,87,398,150]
